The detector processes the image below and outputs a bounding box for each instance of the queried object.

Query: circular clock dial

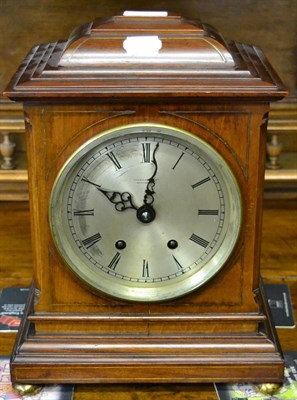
[49,124,242,302]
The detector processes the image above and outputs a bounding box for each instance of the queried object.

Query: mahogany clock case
[4,14,286,384]
[21,102,267,314]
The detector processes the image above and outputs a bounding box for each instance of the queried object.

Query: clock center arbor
[4,13,287,384]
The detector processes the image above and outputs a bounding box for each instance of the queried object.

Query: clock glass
[49,124,242,302]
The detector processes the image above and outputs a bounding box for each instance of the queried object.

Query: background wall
[1,0,296,96]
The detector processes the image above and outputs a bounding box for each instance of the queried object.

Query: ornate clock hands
[143,142,159,206]
[81,177,137,212]
[136,142,160,224]
[81,143,159,222]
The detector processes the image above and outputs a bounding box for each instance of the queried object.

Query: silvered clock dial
[49,124,242,302]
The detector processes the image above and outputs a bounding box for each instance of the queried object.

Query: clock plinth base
[11,284,284,385]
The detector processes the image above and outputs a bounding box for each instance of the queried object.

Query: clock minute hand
[82,177,137,212]
[143,142,159,206]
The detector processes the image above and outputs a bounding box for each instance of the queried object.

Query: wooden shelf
[0,152,28,201]
[0,98,296,201]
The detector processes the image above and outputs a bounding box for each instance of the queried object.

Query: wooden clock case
[4,14,287,384]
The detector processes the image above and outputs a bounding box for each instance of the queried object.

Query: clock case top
[4,14,286,101]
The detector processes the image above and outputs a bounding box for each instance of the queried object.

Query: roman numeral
[107,252,121,270]
[142,143,151,163]
[172,152,184,170]
[173,255,183,271]
[198,209,219,216]
[190,233,209,248]
[191,176,211,189]
[142,259,149,277]
[82,232,102,249]
[74,209,94,216]
[107,151,122,170]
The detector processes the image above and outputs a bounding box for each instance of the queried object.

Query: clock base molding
[10,283,284,385]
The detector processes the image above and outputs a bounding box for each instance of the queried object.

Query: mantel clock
[4,12,287,385]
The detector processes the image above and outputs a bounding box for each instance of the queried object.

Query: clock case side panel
[24,102,268,317]
[22,107,52,306]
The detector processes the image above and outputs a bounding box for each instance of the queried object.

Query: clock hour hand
[82,177,137,212]
[143,142,159,206]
